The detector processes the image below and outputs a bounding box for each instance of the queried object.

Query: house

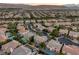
[63,45,79,55]
[56,22,71,26]
[11,45,32,55]
[44,23,53,26]
[17,24,35,39]
[47,40,62,52]
[47,27,55,32]
[2,40,21,53]
[69,31,79,40]
[34,35,48,44]
[23,31,35,40]
[17,25,33,39]
[72,26,77,31]
[0,33,7,42]
[0,27,7,42]
[17,25,27,33]
[34,23,46,31]
[59,29,68,35]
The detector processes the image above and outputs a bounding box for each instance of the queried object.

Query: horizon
[0,3,63,5]
[0,0,79,5]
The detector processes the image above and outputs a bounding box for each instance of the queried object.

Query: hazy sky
[0,0,79,5]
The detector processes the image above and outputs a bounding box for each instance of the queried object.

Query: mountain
[0,3,65,9]
[0,3,32,8]
[31,5,65,9]
[0,3,79,9]
[65,4,77,7]
[64,4,79,9]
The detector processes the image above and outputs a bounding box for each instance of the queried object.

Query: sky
[0,0,79,5]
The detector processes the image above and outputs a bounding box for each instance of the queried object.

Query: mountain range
[0,3,79,9]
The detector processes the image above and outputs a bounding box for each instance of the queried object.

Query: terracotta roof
[11,45,32,55]
[0,35,7,42]
[63,45,79,55]
[2,40,21,53]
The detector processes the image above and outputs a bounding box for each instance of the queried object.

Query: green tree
[55,13,61,19]
[39,42,46,49]
[7,22,18,35]
[7,22,18,40]
[50,26,60,39]
[7,22,29,44]
[29,36,35,45]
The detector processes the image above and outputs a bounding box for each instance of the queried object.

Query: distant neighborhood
[0,3,79,55]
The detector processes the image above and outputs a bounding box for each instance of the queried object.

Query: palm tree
[35,19,38,23]
[59,43,64,55]
[67,27,72,37]
[76,24,79,32]
[23,18,27,30]
[0,44,2,50]
[29,36,35,45]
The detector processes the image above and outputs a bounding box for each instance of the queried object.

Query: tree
[76,24,79,32]
[59,43,64,55]
[67,27,72,37]
[29,36,35,45]
[50,29,59,39]
[55,13,61,19]
[7,22,18,40]
[50,26,60,39]
[23,17,28,30]
[0,43,2,50]
[42,29,49,33]
[39,42,46,49]
[7,22,18,34]
[76,37,79,41]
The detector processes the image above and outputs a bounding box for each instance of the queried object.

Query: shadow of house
[58,37,79,46]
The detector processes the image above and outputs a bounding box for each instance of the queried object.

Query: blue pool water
[42,48,57,55]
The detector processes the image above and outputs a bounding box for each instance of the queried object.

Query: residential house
[47,27,55,32]
[63,45,79,55]
[0,27,7,42]
[69,31,79,40]
[17,25,27,33]
[11,45,32,55]
[34,35,48,44]
[2,40,21,54]
[47,40,62,52]
[0,34,7,42]
[59,29,68,35]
